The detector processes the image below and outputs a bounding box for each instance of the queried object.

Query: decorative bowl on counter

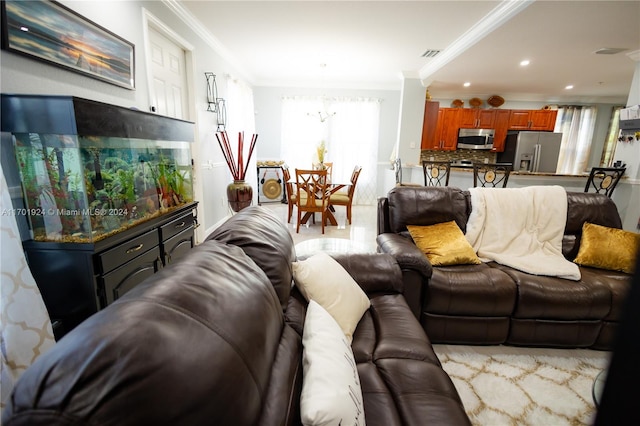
[487,95,505,107]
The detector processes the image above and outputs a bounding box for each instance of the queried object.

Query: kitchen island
[399,165,639,232]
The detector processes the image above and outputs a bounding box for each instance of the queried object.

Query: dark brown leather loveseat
[3,206,470,425]
[377,186,633,351]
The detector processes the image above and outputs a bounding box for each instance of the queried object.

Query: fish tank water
[2,95,194,243]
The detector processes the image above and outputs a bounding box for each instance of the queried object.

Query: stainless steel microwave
[457,128,495,150]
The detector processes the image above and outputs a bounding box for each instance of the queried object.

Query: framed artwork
[1,0,135,89]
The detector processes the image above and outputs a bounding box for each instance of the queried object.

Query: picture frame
[1,0,135,90]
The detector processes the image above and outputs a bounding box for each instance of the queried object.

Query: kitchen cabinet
[433,108,461,151]
[421,101,440,149]
[22,202,198,339]
[509,109,557,131]
[459,108,496,129]
[491,109,512,152]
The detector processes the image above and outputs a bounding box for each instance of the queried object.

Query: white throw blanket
[465,186,581,281]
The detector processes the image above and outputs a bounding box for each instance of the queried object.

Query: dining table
[290,179,350,227]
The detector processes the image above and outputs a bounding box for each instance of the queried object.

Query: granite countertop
[449,165,589,178]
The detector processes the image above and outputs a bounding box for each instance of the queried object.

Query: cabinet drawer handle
[126,243,144,254]
[175,221,186,229]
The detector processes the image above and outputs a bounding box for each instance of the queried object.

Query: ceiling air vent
[421,49,441,58]
[594,47,627,55]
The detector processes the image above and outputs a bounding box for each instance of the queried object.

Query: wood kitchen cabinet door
[508,109,558,131]
[438,108,461,150]
[477,109,496,128]
[421,101,440,149]
[529,110,558,131]
[509,110,531,129]
[459,108,496,128]
[491,109,512,152]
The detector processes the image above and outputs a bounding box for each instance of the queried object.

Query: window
[600,106,623,167]
[555,106,597,175]
[281,96,380,205]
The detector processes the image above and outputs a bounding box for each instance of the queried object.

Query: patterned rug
[432,344,611,426]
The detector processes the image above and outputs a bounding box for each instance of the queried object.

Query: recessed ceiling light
[520,60,530,66]
[565,85,574,90]
[463,82,471,87]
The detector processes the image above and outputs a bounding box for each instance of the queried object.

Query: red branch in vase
[215,131,258,181]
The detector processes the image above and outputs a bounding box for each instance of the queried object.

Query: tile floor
[260,201,379,253]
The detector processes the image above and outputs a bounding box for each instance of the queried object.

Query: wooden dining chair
[584,166,625,197]
[422,160,451,186]
[281,164,299,223]
[295,168,330,234]
[323,162,333,183]
[329,165,362,225]
[473,162,512,188]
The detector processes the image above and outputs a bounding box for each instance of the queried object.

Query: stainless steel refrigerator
[497,131,563,173]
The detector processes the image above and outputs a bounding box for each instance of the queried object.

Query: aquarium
[2,95,194,243]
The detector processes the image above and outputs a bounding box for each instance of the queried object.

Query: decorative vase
[227,180,253,212]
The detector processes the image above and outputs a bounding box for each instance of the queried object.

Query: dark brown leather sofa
[3,206,470,426]
[377,186,632,351]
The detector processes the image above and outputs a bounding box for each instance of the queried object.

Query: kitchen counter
[449,165,590,178]
[397,164,638,232]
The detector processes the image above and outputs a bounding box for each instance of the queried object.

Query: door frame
[141,8,195,121]
[141,9,204,244]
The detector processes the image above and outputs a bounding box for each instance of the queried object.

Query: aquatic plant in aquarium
[12,132,193,243]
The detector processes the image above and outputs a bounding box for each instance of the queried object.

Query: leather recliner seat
[3,206,470,426]
[377,186,632,350]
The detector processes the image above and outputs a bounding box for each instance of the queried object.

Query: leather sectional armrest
[376,233,433,279]
[332,253,404,295]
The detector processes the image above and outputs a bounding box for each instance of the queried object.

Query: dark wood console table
[23,202,198,339]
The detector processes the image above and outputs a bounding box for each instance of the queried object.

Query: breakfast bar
[399,164,640,232]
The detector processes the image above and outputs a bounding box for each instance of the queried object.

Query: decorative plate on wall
[452,99,464,108]
[469,98,483,108]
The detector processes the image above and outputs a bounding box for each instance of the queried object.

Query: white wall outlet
[409,142,416,149]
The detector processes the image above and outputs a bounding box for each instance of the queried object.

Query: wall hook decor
[205,72,218,112]
[216,98,226,131]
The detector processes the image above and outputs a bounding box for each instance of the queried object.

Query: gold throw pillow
[407,221,481,266]
[573,222,639,274]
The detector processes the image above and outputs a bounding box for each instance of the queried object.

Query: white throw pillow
[292,252,370,343]
[301,300,366,426]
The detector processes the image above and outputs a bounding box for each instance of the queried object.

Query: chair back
[295,169,329,209]
[584,166,625,197]
[473,163,512,188]
[422,160,451,186]
[282,164,294,197]
[323,162,333,183]
[348,166,363,198]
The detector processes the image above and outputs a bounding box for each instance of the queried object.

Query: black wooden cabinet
[23,202,197,339]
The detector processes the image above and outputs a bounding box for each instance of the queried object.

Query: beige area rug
[432,344,611,426]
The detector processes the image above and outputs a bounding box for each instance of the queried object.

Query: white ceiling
[177,0,640,104]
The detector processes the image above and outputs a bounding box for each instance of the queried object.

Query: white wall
[253,86,401,198]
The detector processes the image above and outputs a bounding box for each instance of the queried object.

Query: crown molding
[162,0,254,84]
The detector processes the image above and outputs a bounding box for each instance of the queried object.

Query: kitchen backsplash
[421,149,497,164]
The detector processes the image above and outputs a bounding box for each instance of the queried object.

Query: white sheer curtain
[555,106,597,174]
[281,96,380,205]
[224,75,256,183]
[226,75,255,136]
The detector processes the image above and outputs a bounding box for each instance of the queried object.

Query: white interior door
[148,26,188,120]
